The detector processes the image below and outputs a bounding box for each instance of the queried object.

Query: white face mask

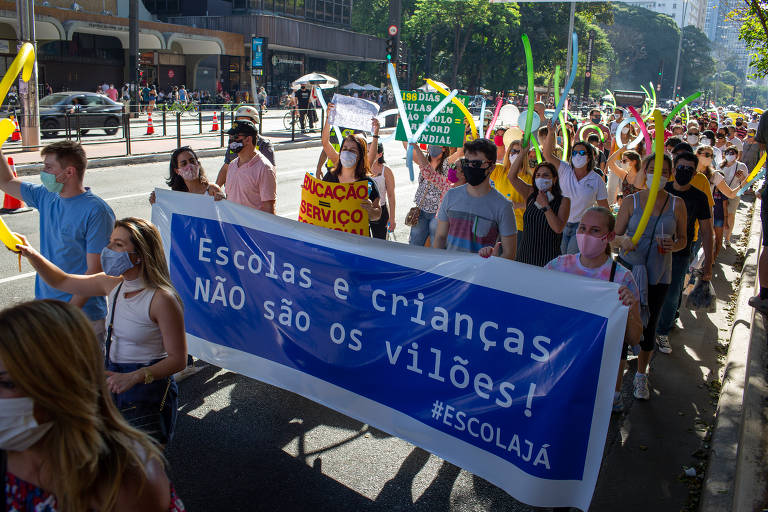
[700,137,711,146]
[572,154,588,169]
[535,177,552,191]
[687,135,699,145]
[725,154,737,163]
[339,150,358,168]
[0,397,53,451]
[646,174,668,190]
[621,126,629,134]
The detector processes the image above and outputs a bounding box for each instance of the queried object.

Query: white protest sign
[328,94,380,133]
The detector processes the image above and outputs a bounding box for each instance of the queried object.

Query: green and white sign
[395,90,470,147]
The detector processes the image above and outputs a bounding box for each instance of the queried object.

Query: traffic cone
[10,116,20,142]
[145,112,155,135]
[1,158,31,213]
[211,111,219,132]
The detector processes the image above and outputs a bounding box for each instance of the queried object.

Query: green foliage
[600,4,714,98]
[727,1,768,77]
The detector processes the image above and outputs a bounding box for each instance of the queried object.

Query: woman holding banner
[15,218,187,445]
[545,207,643,413]
[507,141,570,266]
[149,146,225,204]
[612,154,687,399]
[321,105,382,226]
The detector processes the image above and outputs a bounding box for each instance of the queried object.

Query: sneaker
[656,334,672,354]
[612,394,625,413]
[633,373,650,400]
[748,295,768,314]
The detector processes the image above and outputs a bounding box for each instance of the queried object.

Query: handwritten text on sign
[151,190,628,510]
[395,90,470,147]
[298,173,369,236]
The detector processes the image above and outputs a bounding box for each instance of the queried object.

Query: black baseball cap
[227,120,258,138]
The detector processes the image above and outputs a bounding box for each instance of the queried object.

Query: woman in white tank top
[17,217,187,445]
[366,130,397,240]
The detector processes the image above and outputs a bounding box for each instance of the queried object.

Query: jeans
[409,210,437,246]
[560,222,579,255]
[656,250,690,336]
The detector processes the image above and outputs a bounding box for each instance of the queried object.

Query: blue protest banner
[152,189,628,510]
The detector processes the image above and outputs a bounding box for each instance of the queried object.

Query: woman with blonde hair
[0,299,185,511]
[16,217,187,445]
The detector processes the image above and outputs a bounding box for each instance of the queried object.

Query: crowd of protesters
[0,82,765,509]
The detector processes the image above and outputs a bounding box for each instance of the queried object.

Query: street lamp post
[16,0,40,149]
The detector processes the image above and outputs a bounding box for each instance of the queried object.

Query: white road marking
[0,271,36,284]
[103,192,153,202]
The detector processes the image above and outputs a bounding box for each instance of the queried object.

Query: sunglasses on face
[460,158,489,169]
[725,151,737,156]
[676,164,695,174]
[699,152,713,158]
[621,159,630,164]
[510,149,520,155]
[572,149,587,156]
[717,134,726,139]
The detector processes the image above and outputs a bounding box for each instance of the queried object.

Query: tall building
[704,0,750,75]
[626,0,707,30]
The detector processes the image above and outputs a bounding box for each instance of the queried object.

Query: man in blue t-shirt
[0,141,115,340]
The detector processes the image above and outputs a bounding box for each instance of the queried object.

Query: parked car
[39,92,123,137]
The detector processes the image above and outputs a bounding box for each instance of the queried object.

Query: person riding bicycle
[216,105,275,187]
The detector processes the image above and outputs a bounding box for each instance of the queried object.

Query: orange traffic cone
[1,158,30,213]
[10,116,21,142]
[146,112,155,135]
[211,112,219,132]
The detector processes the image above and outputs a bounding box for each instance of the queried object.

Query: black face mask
[675,164,695,186]
[591,116,601,124]
[462,163,490,186]
[229,140,245,153]
[736,121,743,126]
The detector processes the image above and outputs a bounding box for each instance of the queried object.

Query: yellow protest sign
[299,173,370,236]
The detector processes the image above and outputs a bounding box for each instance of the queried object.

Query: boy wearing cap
[224,120,277,214]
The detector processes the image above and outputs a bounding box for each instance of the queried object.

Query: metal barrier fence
[3,103,325,157]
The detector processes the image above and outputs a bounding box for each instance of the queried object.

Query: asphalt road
[0,141,736,512]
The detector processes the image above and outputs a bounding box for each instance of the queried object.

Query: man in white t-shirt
[543,122,609,254]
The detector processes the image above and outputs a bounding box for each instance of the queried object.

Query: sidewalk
[591,192,760,512]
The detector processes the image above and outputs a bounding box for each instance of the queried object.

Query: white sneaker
[656,334,672,354]
[633,373,650,400]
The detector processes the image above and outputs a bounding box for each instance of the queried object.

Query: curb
[14,138,324,176]
[700,196,768,511]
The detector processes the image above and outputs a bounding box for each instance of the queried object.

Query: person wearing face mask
[493,127,507,162]
[321,105,382,229]
[609,108,625,143]
[292,83,314,132]
[216,107,275,187]
[543,122,610,255]
[607,147,643,203]
[0,141,115,342]
[726,125,744,154]
[613,153,687,397]
[717,144,748,247]
[435,138,517,259]
[223,120,277,214]
[493,140,531,243]
[654,152,714,353]
[734,117,748,139]
[150,146,225,205]
[686,127,701,149]
[545,207,643,412]
[0,300,186,511]
[15,217,187,446]
[582,109,609,142]
[507,146,570,266]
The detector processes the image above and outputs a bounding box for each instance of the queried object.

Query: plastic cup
[656,234,672,254]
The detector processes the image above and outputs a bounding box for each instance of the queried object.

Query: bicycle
[283,107,300,130]
[167,100,199,117]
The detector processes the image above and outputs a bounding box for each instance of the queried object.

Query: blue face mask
[100,247,136,277]
[39,171,63,194]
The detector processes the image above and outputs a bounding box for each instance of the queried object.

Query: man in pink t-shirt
[106,84,119,102]
[224,121,277,213]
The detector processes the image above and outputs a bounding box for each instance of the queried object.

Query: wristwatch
[143,368,154,385]
[541,206,550,213]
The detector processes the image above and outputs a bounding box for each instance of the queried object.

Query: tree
[727,0,768,77]
[678,25,716,95]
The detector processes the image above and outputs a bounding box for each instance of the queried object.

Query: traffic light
[386,37,396,61]
[397,40,405,63]
[657,59,664,83]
